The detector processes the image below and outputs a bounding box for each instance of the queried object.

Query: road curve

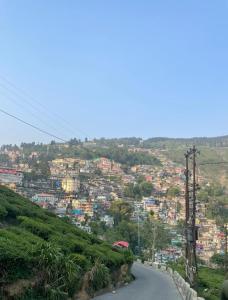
[94,262,182,300]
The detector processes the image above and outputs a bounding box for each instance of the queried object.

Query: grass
[168,260,225,300]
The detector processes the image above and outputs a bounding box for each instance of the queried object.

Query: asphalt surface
[94,262,182,300]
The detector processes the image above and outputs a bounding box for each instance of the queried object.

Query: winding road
[94,262,182,300]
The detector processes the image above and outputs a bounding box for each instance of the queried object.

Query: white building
[0,168,23,185]
[32,193,58,205]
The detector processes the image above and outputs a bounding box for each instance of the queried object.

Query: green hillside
[141,136,228,185]
[143,135,228,148]
[166,146,228,185]
[0,186,133,300]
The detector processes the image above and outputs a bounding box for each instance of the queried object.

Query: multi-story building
[95,157,122,174]
[0,168,23,185]
[72,199,93,217]
[32,193,58,206]
[143,198,160,215]
[62,176,80,193]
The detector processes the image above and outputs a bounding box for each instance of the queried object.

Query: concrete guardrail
[145,262,205,300]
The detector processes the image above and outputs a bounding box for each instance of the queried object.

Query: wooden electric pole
[184,146,199,288]
[185,152,190,271]
[225,223,228,274]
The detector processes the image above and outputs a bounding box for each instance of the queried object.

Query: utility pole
[185,152,190,267]
[225,223,228,274]
[138,211,141,257]
[184,146,199,288]
[192,146,198,288]
[151,222,157,262]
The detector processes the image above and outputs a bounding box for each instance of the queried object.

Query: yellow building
[62,177,80,193]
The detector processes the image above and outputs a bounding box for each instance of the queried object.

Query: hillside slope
[167,146,228,186]
[141,137,228,185]
[0,186,133,300]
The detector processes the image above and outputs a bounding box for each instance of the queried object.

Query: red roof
[0,168,17,175]
[113,241,129,248]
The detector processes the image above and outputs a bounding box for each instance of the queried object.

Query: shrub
[210,253,225,267]
[34,243,81,297]
[83,245,108,264]
[49,234,88,254]
[2,227,43,246]
[0,234,31,263]
[123,250,134,264]
[18,216,52,240]
[0,204,7,219]
[69,253,90,271]
[168,259,225,300]
[198,267,225,300]
[0,234,33,282]
[0,187,130,298]
[89,260,111,291]
[0,187,46,220]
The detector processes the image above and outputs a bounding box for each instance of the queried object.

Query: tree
[197,189,209,202]
[167,186,181,199]
[0,154,10,164]
[104,220,138,253]
[142,218,171,261]
[109,199,133,226]
[207,184,225,197]
[86,146,161,167]
[210,253,225,267]
[84,213,90,225]
[90,221,107,236]
[124,181,154,200]
[94,168,102,176]
[140,181,154,197]
[176,219,185,234]
[176,201,182,213]
[69,138,81,146]
[124,183,136,198]
[137,175,146,184]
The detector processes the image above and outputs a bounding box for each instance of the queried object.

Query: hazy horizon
[1,134,228,147]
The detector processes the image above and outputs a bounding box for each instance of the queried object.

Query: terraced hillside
[0,186,133,299]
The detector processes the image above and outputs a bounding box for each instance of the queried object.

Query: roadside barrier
[145,262,205,300]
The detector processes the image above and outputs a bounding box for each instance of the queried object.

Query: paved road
[94,262,182,300]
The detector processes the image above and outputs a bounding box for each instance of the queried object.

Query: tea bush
[0,186,133,299]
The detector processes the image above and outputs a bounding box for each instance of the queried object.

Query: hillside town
[0,141,226,264]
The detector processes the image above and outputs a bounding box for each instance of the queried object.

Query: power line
[0,88,67,138]
[0,77,81,138]
[0,108,67,143]
[185,146,198,288]
[0,74,91,139]
[199,161,228,166]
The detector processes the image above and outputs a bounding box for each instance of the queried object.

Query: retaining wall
[145,262,205,300]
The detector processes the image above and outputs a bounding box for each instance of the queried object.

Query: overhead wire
[0,108,67,143]
[0,79,73,138]
[0,86,67,138]
[199,161,228,166]
[0,74,91,139]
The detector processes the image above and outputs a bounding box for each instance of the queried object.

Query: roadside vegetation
[90,199,171,257]
[0,186,133,299]
[168,259,226,300]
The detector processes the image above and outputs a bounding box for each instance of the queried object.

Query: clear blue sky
[0,0,228,144]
